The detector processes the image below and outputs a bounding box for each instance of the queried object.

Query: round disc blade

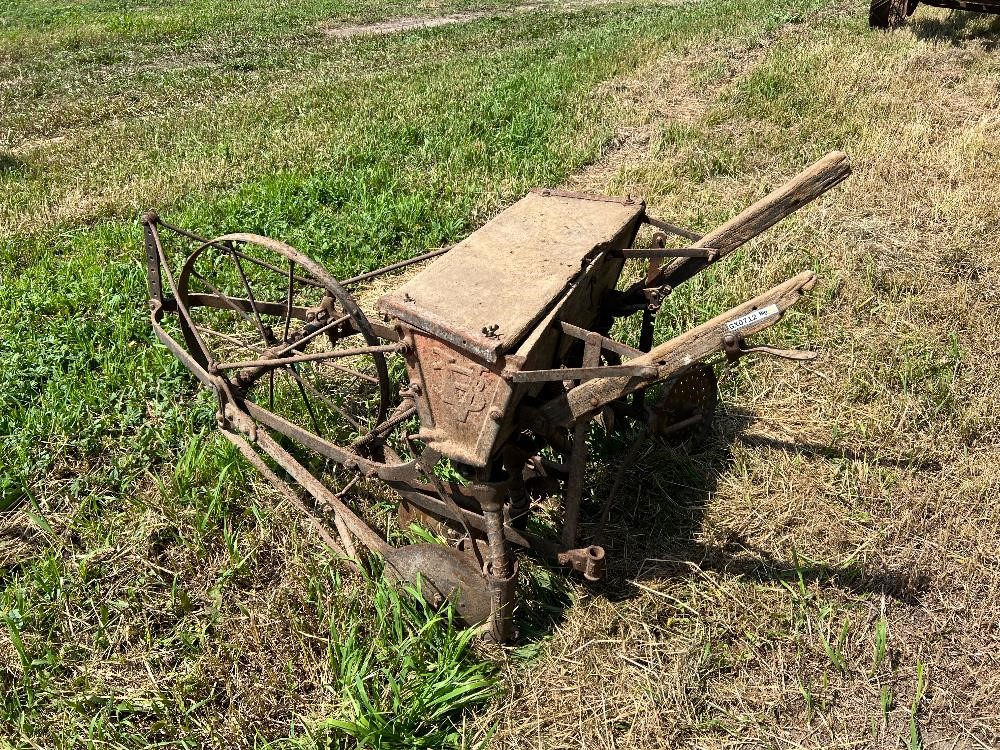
[385,543,492,626]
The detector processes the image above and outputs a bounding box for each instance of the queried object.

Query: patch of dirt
[321,0,679,40]
[324,12,492,39]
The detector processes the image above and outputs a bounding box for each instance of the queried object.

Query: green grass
[5,0,996,747]
[0,0,841,746]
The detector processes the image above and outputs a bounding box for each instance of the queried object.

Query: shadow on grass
[908,8,1000,50]
[0,153,28,176]
[517,403,940,637]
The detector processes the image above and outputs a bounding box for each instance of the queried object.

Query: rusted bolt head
[141,210,159,225]
[723,334,736,346]
[489,408,504,422]
[305,311,316,322]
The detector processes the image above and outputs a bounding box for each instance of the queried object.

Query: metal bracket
[557,545,606,581]
[642,284,672,311]
[142,211,164,306]
[510,362,658,384]
[559,321,643,359]
[642,214,703,242]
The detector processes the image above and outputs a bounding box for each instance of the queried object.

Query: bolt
[489,408,504,422]
[306,311,316,322]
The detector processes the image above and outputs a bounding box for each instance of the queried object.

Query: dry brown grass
[476,3,1000,747]
[4,1,999,747]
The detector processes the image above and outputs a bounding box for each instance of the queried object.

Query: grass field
[2,0,999,747]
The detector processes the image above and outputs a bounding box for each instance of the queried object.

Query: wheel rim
[174,233,392,447]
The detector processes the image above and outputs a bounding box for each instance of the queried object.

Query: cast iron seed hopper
[143,151,851,641]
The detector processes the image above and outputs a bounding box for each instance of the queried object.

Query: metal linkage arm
[559,321,643,359]
[536,270,819,428]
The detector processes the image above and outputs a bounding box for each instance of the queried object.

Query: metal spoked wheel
[647,363,718,445]
[174,233,394,450]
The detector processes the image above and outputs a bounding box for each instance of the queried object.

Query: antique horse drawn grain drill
[143,151,851,641]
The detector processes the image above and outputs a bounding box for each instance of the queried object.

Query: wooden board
[378,190,644,362]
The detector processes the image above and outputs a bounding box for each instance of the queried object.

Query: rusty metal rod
[511,363,657,384]
[220,429,356,565]
[561,332,602,547]
[252,428,391,556]
[217,343,402,371]
[643,215,703,241]
[621,247,717,259]
[341,246,451,286]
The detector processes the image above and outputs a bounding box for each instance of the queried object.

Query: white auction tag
[725,304,779,332]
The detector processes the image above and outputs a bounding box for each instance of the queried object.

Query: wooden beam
[654,151,850,289]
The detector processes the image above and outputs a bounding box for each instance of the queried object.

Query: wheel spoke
[228,245,325,289]
[190,269,261,331]
[281,364,362,432]
[283,259,295,345]
[195,325,263,354]
[324,362,380,384]
[270,313,352,360]
[288,363,324,437]
[227,242,272,345]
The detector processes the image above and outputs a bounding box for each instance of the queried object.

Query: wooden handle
[660,151,851,287]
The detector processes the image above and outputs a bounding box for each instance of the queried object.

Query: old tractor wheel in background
[648,363,718,444]
[385,543,493,626]
[174,233,393,450]
[870,0,914,28]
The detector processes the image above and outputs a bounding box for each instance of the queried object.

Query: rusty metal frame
[142,151,851,643]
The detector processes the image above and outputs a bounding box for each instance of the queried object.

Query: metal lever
[723,333,817,364]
